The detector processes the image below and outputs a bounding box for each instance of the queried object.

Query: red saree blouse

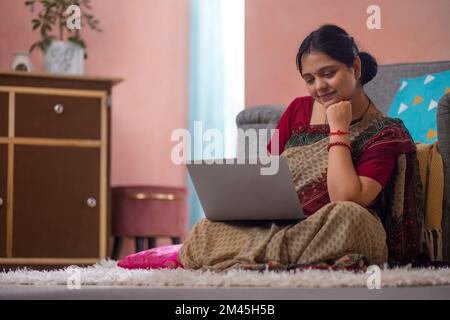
[267,96,396,189]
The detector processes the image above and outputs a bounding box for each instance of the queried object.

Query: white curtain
[188,0,244,229]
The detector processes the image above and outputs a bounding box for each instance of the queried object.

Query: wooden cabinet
[15,93,102,140]
[1,91,8,258]
[0,92,7,137]
[0,72,121,265]
[13,145,100,258]
[0,145,6,258]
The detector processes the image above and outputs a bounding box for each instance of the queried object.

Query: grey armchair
[236,60,450,261]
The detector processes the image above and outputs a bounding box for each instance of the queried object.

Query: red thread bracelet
[329,130,350,136]
[327,141,351,152]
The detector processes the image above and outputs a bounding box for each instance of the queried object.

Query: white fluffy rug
[1,260,450,288]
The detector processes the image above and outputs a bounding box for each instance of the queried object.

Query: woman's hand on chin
[326,100,352,131]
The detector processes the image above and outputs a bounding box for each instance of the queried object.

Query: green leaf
[40,23,50,35]
[29,38,52,54]
[32,19,41,30]
[68,36,86,49]
[27,0,101,57]
[29,42,39,53]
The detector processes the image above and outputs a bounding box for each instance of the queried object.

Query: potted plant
[25,0,102,74]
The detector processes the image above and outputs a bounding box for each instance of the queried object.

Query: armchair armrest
[235,105,285,158]
[236,105,285,127]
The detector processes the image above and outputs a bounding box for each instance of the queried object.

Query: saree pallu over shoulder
[282,113,426,265]
[380,152,426,265]
[282,114,415,197]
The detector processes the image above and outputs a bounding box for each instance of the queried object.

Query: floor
[1,285,450,300]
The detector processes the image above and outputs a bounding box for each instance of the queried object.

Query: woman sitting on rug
[178,24,426,271]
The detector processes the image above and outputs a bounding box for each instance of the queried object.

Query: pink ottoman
[111,185,188,259]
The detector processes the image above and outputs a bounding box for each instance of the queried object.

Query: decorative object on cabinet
[25,0,102,74]
[11,52,33,72]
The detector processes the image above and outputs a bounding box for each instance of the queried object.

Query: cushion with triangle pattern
[387,70,450,144]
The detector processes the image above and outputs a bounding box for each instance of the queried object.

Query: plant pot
[44,40,84,75]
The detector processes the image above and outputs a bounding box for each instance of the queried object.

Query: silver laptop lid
[186,157,305,221]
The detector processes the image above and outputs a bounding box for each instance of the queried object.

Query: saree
[179,113,426,271]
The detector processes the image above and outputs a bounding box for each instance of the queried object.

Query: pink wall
[7,0,447,193]
[3,0,448,256]
[245,0,450,107]
[0,0,189,257]
[0,0,189,188]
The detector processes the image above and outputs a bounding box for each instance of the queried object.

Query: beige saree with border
[179,113,425,271]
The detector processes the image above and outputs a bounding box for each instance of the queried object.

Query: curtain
[187,0,244,229]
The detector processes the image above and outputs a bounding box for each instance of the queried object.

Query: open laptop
[186,157,305,221]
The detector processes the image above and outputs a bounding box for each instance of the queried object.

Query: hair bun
[359,52,378,85]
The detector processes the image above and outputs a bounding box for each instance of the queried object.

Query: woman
[179,24,425,271]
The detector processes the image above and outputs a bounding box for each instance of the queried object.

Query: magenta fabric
[117,244,184,269]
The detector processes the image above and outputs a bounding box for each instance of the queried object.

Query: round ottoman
[111,185,188,259]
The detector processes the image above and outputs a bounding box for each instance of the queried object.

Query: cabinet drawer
[0,92,8,137]
[12,145,101,258]
[15,93,101,140]
[0,145,7,257]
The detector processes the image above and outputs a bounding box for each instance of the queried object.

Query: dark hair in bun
[296,24,378,86]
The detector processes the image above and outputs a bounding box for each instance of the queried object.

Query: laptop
[186,157,305,221]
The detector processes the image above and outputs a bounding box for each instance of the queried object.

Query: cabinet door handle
[86,197,97,208]
[0,197,3,207]
[54,104,64,115]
